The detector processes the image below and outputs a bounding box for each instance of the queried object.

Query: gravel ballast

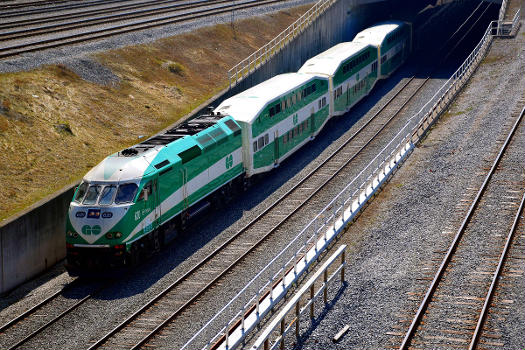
[1,3,522,350]
[266,13,525,350]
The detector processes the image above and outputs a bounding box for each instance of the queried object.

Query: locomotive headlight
[105,232,122,239]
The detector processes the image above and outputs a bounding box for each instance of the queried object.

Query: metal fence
[181,12,521,350]
[227,0,338,88]
[251,245,347,350]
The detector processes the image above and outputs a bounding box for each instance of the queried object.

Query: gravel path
[265,12,525,350]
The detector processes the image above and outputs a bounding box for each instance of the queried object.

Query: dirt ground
[0,5,311,221]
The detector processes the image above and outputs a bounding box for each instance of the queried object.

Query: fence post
[323,269,328,303]
[310,283,315,320]
[341,250,345,283]
[295,302,300,338]
[280,318,285,350]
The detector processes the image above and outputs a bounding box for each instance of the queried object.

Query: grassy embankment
[0,5,311,221]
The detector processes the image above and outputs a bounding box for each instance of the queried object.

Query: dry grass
[0,5,311,221]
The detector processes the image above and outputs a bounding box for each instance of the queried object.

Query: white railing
[251,245,347,350]
[227,0,338,88]
[182,13,520,350]
[499,0,508,21]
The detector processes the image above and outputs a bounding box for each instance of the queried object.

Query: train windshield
[99,185,117,205]
[115,183,138,204]
[82,185,102,205]
[74,182,88,203]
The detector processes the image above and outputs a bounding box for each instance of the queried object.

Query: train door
[181,168,188,210]
[138,178,157,235]
[346,83,350,107]
[310,107,315,136]
[274,130,279,164]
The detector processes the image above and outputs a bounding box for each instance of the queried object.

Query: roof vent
[121,148,138,157]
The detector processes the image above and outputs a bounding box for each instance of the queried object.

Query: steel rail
[398,102,525,350]
[126,73,433,350]
[88,5,483,349]
[87,64,420,350]
[0,0,231,41]
[0,0,146,17]
[0,0,79,11]
[0,278,79,333]
[0,0,191,28]
[0,0,284,59]
[468,108,525,350]
[4,282,109,350]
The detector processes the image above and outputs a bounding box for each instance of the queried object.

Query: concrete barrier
[0,185,75,294]
[0,0,395,294]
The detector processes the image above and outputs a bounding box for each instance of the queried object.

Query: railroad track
[0,0,230,34]
[0,279,108,350]
[397,103,525,350]
[0,2,492,350]
[0,0,287,59]
[82,5,490,350]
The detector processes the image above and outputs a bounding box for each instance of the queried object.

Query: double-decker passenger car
[353,20,412,79]
[298,42,379,117]
[215,73,329,175]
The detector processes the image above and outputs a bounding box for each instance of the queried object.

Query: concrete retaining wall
[0,185,75,294]
[0,0,393,295]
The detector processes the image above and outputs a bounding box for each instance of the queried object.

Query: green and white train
[65,21,411,274]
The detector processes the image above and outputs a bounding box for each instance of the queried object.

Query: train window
[292,94,296,104]
[372,61,378,72]
[99,185,117,205]
[265,133,269,145]
[289,130,293,140]
[258,137,264,149]
[283,133,288,144]
[312,83,316,92]
[253,141,258,152]
[297,92,301,101]
[137,182,152,202]
[318,99,322,109]
[381,55,387,64]
[83,185,101,205]
[281,101,285,111]
[74,182,88,203]
[115,183,138,204]
[269,107,275,117]
[275,103,281,114]
[322,97,326,107]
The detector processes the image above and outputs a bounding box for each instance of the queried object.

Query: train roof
[298,42,371,76]
[82,114,241,183]
[215,73,326,124]
[353,20,405,47]
[84,147,161,183]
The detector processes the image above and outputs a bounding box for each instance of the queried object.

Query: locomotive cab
[65,150,161,275]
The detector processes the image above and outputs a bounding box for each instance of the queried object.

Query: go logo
[225,154,233,169]
[82,225,101,235]
[293,114,298,125]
